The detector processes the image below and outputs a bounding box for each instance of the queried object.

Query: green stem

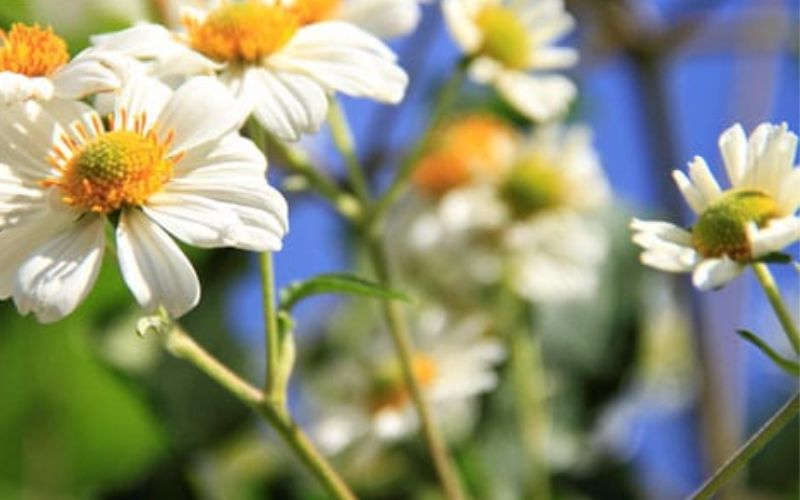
[369,60,468,225]
[365,234,467,500]
[752,263,800,354]
[689,393,800,500]
[160,322,357,500]
[260,251,283,409]
[328,98,371,202]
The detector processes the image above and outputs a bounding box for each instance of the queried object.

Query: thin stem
[328,98,371,202]
[689,393,800,500]
[260,251,283,407]
[365,234,467,500]
[752,263,800,354]
[369,60,468,225]
[160,322,357,500]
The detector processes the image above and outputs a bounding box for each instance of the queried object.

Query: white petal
[240,67,328,141]
[157,76,244,154]
[339,0,421,39]
[527,47,578,71]
[51,49,135,100]
[14,216,105,323]
[116,209,200,317]
[442,0,483,52]
[749,217,800,257]
[778,168,800,214]
[672,170,706,213]
[175,132,266,178]
[270,22,408,104]
[630,218,692,246]
[113,74,172,131]
[692,258,743,290]
[494,71,576,122]
[0,164,48,230]
[0,73,53,104]
[688,156,722,204]
[718,123,747,186]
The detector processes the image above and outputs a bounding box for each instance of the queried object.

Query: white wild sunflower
[632,122,800,290]
[442,0,578,122]
[0,22,131,106]
[90,0,409,141]
[0,75,288,323]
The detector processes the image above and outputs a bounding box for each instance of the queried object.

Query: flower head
[92,0,409,140]
[443,0,578,122]
[632,122,800,290]
[0,75,288,322]
[0,22,131,106]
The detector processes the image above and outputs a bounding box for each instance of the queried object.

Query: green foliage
[279,273,410,312]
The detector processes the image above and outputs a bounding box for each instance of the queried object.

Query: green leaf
[279,273,410,311]
[755,252,793,264]
[737,329,800,377]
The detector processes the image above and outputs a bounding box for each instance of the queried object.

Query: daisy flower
[408,122,610,302]
[442,0,578,122]
[632,122,800,290]
[0,75,288,323]
[0,22,131,106]
[288,0,424,39]
[312,308,505,453]
[90,0,409,140]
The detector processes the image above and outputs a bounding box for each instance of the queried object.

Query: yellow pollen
[369,354,439,413]
[294,0,341,24]
[0,23,69,77]
[184,1,300,63]
[500,154,566,218]
[691,189,781,261]
[43,114,177,214]
[413,116,517,196]
[476,6,531,69]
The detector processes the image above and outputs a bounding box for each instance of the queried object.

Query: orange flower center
[0,23,69,77]
[43,113,179,214]
[413,116,517,196]
[369,355,439,413]
[184,1,300,64]
[294,0,341,24]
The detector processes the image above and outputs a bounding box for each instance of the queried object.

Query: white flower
[0,75,288,323]
[409,124,610,302]
[631,122,800,291]
[0,23,133,106]
[442,0,578,122]
[91,0,409,140]
[287,0,423,39]
[312,309,505,453]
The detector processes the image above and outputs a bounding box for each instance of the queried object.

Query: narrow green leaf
[737,329,800,377]
[279,273,410,311]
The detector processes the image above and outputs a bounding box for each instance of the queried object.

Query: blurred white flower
[91,0,408,140]
[632,122,800,290]
[312,308,505,453]
[289,0,423,39]
[409,122,610,303]
[0,75,288,322]
[0,23,132,106]
[442,0,578,121]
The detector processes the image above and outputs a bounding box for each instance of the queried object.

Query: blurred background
[0,0,797,498]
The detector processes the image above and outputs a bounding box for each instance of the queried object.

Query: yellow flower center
[475,6,531,69]
[43,114,178,214]
[294,0,341,24]
[499,154,565,218]
[0,23,69,77]
[413,116,517,196]
[692,189,781,261]
[184,1,300,64]
[369,355,438,413]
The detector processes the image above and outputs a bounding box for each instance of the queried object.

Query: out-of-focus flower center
[43,114,177,214]
[413,116,517,196]
[294,0,341,24]
[692,189,780,261]
[475,6,530,69]
[184,1,299,63]
[500,154,565,218]
[369,354,438,413]
[0,23,69,77]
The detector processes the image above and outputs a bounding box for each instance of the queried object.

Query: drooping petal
[13,215,105,323]
[51,49,135,100]
[0,73,53,104]
[748,217,800,258]
[339,0,421,39]
[270,21,408,104]
[494,71,576,122]
[692,258,743,290]
[630,218,693,246]
[116,208,200,317]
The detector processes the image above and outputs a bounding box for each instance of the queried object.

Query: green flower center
[475,6,530,70]
[500,155,565,218]
[691,190,781,261]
